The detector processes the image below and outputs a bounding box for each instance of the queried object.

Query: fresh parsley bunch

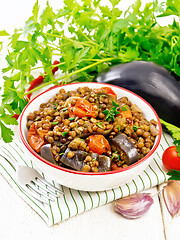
[0,0,180,142]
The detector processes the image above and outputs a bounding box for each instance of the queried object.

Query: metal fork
[0,151,64,204]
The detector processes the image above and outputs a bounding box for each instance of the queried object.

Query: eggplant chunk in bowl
[19,83,161,191]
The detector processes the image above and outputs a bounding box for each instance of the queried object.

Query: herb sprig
[167,169,180,180]
[1,0,180,142]
[103,101,120,122]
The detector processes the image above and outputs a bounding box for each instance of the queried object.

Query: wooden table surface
[0,1,179,239]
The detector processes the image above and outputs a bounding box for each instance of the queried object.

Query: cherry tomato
[111,162,122,171]
[162,146,180,171]
[119,106,132,118]
[68,98,96,118]
[87,134,111,155]
[93,87,117,99]
[118,105,133,125]
[37,128,49,139]
[27,123,48,153]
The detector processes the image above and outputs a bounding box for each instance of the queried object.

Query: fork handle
[0,148,18,170]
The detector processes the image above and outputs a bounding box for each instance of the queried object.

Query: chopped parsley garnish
[118,125,121,132]
[52,102,58,108]
[51,121,59,125]
[111,155,115,159]
[69,117,75,121]
[62,131,68,137]
[62,107,68,112]
[96,122,104,129]
[111,151,119,159]
[133,125,139,131]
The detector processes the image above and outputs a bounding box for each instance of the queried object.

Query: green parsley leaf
[0,114,18,125]
[109,0,119,7]
[0,121,14,143]
[167,169,180,181]
[32,0,39,21]
[0,30,10,36]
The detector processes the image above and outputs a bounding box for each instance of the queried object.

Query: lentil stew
[26,86,159,173]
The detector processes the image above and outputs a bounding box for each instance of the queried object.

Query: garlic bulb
[163,180,180,217]
[114,193,154,219]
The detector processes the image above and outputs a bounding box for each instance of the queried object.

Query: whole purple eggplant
[96,61,180,127]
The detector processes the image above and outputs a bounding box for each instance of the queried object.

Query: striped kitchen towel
[0,131,172,226]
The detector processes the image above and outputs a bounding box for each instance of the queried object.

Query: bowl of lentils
[19,82,161,191]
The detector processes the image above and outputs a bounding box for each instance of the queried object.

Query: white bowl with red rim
[19,82,162,191]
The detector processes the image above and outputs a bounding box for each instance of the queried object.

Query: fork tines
[35,175,64,195]
[24,180,63,204]
[26,177,64,204]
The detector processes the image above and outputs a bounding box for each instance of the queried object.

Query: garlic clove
[114,193,154,219]
[163,180,180,218]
